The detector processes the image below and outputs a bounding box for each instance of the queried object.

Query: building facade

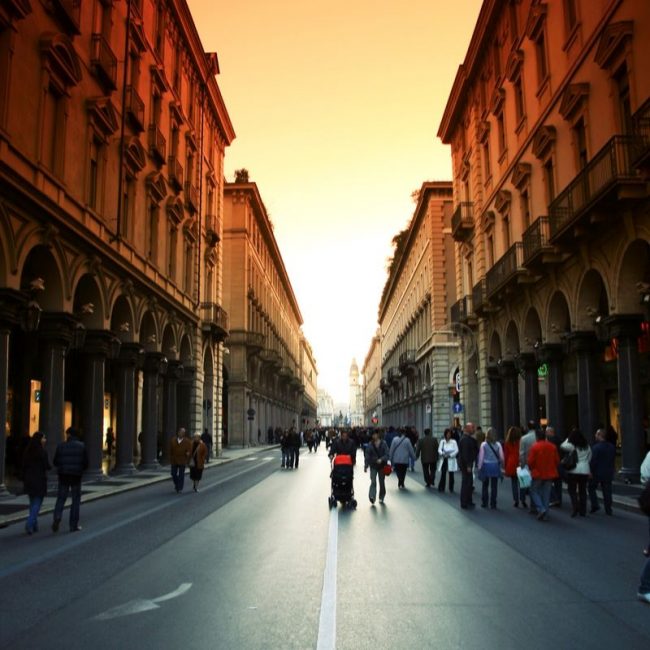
[300,336,318,429]
[317,389,334,427]
[378,182,458,435]
[0,0,235,489]
[438,0,650,479]
[361,330,381,426]
[223,180,314,445]
[348,358,364,426]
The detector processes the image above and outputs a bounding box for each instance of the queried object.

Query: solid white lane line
[317,507,338,650]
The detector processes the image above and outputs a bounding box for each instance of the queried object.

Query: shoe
[605,509,613,515]
[571,511,578,518]
[70,526,82,532]
[490,505,497,510]
[52,519,60,533]
[481,503,487,508]
[590,506,600,514]
[369,498,375,504]
[438,487,444,492]
[638,592,650,604]
[521,500,527,509]
[379,499,384,504]
[644,548,650,557]
[513,501,519,508]
[25,528,33,536]
[537,511,546,521]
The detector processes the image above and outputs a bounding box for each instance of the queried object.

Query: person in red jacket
[503,426,522,508]
[527,428,560,521]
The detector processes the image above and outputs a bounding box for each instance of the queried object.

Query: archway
[21,245,64,312]
[576,269,609,330]
[616,239,650,313]
[203,345,214,443]
[546,291,571,343]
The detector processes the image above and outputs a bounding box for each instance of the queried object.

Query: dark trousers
[567,473,589,515]
[510,476,520,503]
[53,477,82,529]
[460,468,473,507]
[422,461,436,487]
[290,447,300,468]
[171,464,186,492]
[438,459,454,492]
[394,463,408,487]
[481,477,499,507]
[550,477,563,505]
[588,478,613,513]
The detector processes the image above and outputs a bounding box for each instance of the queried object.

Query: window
[155,3,165,59]
[514,76,525,124]
[486,234,495,267]
[120,177,135,239]
[183,241,193,294]
[0,27,11,129]
[147,204,159,263]
[42,85,65,174]
[563,0,578,35]
[520,189,531,230]
[496,111,506,158]
[168,227,177,281]
[503,214,511,250]
[543,159,556,203]
[535,30,548,86]
[573,118,588,170]
[88,138,101,210]
[615,63,633,135]
[493,41,501,80]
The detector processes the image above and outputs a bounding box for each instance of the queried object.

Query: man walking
[389,429,416,489]
[52,427,88,532]
[169,427,192,493]
[458,422,478,509]
[589,428,616,514]
[519,420,538,512]
[415,428,439,488]
[527,428,560,521]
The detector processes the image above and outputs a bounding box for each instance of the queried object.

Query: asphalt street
[1,446,650,650]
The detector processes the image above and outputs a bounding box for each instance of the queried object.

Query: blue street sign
[453,402,463,414]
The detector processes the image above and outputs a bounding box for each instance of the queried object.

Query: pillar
[140,352,167,469]
[177,365,195,434]
[538,344,566,438]
[113,343,143,475]
[568,331,601,443]
[606,315,644,482]
[81,331,118,480]
[486,365,503,435]
[161,360,183,463]
[519,353,540,425]
[499,359,520,435]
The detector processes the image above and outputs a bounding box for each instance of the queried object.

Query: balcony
[260,349,282,367]
[387,367,401,384]
[204,214,220,247]
[398,350,416,374]
[522,216,562,270]
[200,302,229,341]
[245,332,265,353]
[450,294,475,325]
[168,156,184,192]
[91,34,117,91]
[633,103,650,170]
[472,279,489,316]
[126,86,145,133]
[486,242,529,301]
[451,202,474,242]
[148,125,166,165]
[279,366,293,379]
[185,182,199,213]
[549,135,647,243]
[380,378,390,393]
[51,0,81,34]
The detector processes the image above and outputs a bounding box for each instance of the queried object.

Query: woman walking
[503,426,522,507]
[477,428,504,509]
[364,431,389,504]
[437,428,459,493]
[22,431,50,535]
[189,433,208,492]
[561,428,592,517]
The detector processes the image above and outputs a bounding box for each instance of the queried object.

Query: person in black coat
[329,430,358,465]
[22,431,50,535]
[52,427,88,533]
[588,428,616,514]
[458,423,478,509]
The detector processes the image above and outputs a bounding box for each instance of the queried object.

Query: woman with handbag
[189,433,208,492]
[503,426,523,508]
[437,428,459,493]
[477,427,504,509]
[561,427,592,517]
[364,431,389,504]
[22,431,50,535]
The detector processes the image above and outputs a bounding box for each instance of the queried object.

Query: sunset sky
[188,0,484,403]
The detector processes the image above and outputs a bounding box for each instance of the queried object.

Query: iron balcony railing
[200,302,229,337]
[245,332,265,350]
[53,0,81,33]
[126,86,145,132]
[549,135,644,240]
[633,103,650,167]
[472,278,487,315]
[91,34,118,90]
[185,182,199,212]
[148,125,166,164]
[168,156,184,191]
[486,242,524,298]
[204,214,219,246]
[451,295,472,323]
[451,202,474,241]
[522,216,551,265]
[387,367,401,383]
[398,350,416,370]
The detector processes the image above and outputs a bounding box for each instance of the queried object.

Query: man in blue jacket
[52,427,88,532]
[588,427,616,515]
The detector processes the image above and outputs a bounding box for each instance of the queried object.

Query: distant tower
[349,359,363,426]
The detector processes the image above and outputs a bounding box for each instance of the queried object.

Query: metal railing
[246,332,265,349]
[53,0,81,33]
[148,125,166,163]
[472,279,487,314]
[185,182,199,211]
[200,302,229,334]
[549,135,643,240]
[168,156,184,190]
[522,216,550,264]
[451,202,474,240]
[398,350,416,369]
[387,367,401,383]
[451,295,472,323]
[486,242,524,297]
[126,86,145,132]
[91,34,117,89]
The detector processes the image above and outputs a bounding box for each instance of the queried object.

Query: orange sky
[188,0,483,403]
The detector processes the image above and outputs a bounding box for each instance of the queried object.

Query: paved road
[1,447,650,649]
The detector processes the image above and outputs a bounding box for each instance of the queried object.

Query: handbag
[516,466,532,489]
[382,464,393,476]
[560,447,578,471]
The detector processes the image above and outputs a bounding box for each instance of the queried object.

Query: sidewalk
[0,444,280,530]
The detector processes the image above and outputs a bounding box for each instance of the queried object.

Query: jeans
[53,478,82,529]
[422,461,436,487]
[530,479,552,514]
[438,459,455,492]
[481,477,499,507]
[26,495,43,533]
[567,474,589,515]
[640,557,650,594]
[588,479,613,513]
[369,467,386,502]
[460,468,473,507]
[510,476,520,503]
[171,464,186,492]
[293,447,300,468]
[281,448,290,467]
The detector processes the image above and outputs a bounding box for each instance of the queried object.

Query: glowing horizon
[188,0,483,403]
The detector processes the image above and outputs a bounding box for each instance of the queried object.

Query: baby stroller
[328,454,357,509]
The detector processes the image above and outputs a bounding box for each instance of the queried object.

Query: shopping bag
[516,466,532,489]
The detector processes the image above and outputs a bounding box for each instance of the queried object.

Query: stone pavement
[0,444,281,529]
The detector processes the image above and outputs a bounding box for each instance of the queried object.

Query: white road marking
[94,583,192,620]
[316,508,338,650]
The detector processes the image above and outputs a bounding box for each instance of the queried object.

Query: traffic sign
[452,402,463,414]
[425,404,432,414]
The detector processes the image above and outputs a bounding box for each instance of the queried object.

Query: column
[606,315,644,482]
[568,331,601,443]
[177,365,195,434]
[538,344,566,438]
[140,352,167,470]
[499,359,520,435]
[520,353,540,425]
[161,360,183,463]
[38,313,77,466]
[81,331,118,480]
[113,343,143,475]
[486,365,503,435]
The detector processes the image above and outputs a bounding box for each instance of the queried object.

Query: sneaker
[70,526,82,532]
[590,506,600,514]
[637,592,650,604]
